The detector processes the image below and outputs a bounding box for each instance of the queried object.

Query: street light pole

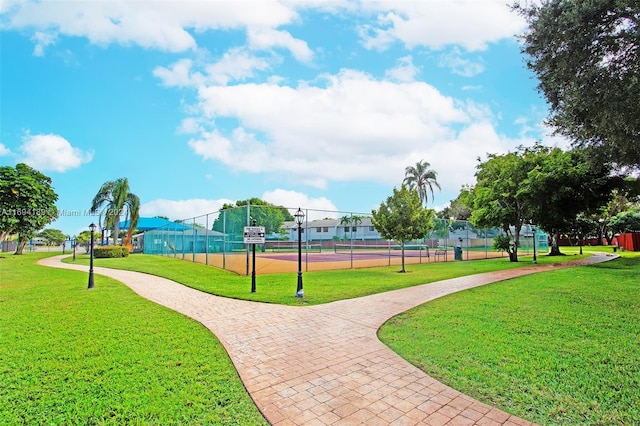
[532,225,537,264]
[88,223,96,289]
[72,235,76,261]
[251,219,257,293]
[294,208,305,298]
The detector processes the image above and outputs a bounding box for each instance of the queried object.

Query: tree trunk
[14,237,28,255]
[509,231,519,262]
[113,214,121,246]
[549,229,564,255]
[400,241,406,272]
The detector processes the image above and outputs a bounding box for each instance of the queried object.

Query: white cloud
[385,55,419,82]
[4,1,524,58]
[30,31,57,56]
[247,28,313,63]
[358,1,526,51]
[3,1,298,52]
[153,58,201,88]
[139,191,339,223]
[439,48,485,77]
[140,198,234,223]
[183,69,531,194]
[0,143,11,156]
[154,48,273,88]
[18,133,93,172]
[262,189,339,220]
[205,48,272,85]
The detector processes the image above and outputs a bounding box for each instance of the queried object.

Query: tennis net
[264,241,323,253]
[332,243,430,256]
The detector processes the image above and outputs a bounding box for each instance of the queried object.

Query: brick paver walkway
[39,253,615,425]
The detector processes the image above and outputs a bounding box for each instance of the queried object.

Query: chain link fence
[140,205,548,274]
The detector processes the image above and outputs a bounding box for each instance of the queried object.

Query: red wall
[612,233,640,251]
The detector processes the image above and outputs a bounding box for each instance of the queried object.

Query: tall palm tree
[90,178,140,246]
[403,160,441,206]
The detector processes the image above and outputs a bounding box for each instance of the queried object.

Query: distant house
[279,217,381,242]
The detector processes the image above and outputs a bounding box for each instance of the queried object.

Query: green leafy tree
[472,145,620,260]
[75,229,100,253]
[0,163,58,254]
[212,198,293,237]
[403,160,441,206]
[528,147,620,255]
[438,185,474,220]
[609,208,640,234]
[371,185,435,272]
[515,0,640,167]
[38,228,66,246]
[90,178,140,246]
[471,149,533,262]
[569,216,598,255]
[339,214,364,239]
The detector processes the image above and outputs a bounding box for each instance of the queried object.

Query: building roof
[119,217,194,231]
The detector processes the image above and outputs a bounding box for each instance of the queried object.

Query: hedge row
[93,246,130,258]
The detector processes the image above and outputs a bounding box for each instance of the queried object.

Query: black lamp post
[532,224,537,264]
[294,208,305,298]
[72,235,77,261]
[88,223,96,289]
[251,219,257,293]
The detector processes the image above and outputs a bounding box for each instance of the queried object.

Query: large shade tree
[212,198,293,237]
[403,160,441,206]
[371,185,434,272]
[471,145,621,261]
[471,149,533,262]
[527,147,620,255]
[90,178,140,246]
[515,0,640,167]
[0,163,58,254]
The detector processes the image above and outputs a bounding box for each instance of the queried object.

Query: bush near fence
[94,246,130,258]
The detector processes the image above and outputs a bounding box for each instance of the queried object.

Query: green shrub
[93,245,129,258]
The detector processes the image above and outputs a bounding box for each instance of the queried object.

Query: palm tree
[90,178,140,246]
[403,160,441,206]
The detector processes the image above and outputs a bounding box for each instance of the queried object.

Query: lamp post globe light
[294,207,305,298]
[88,223,96,289]
[72,235,77,261]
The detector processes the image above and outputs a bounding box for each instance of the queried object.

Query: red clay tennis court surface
[189,248,506,274]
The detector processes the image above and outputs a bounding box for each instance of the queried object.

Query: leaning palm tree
[403,160,441,206]
[90,178,140,246]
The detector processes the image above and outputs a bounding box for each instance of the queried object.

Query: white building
[279,217,381,242]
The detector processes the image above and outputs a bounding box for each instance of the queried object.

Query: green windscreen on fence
[141,204,548,274]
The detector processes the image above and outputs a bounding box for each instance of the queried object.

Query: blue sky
[1,0,564,236]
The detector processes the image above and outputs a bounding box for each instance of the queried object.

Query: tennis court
[184,243,507,275]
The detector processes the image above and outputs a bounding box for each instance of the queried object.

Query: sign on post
[243,226,265,244]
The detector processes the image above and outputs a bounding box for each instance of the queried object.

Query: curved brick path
[39,253,615,425]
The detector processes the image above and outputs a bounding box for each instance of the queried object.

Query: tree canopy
[0,163,58,254]
[211,198,294,237]
[438,185,473,220]
[515,0,640,167]
[470,145,620,261]
[38,228,67,246]
[371,185,434,272]
[609,208,640,233]
[403,160,441,206]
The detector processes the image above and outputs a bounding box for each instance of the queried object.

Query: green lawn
[64,250,585,306]
[4,248,636,424]
[379,250,640,425]
[0,252,268,426]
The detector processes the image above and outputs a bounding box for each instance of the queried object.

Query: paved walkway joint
[39,253,616,426]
